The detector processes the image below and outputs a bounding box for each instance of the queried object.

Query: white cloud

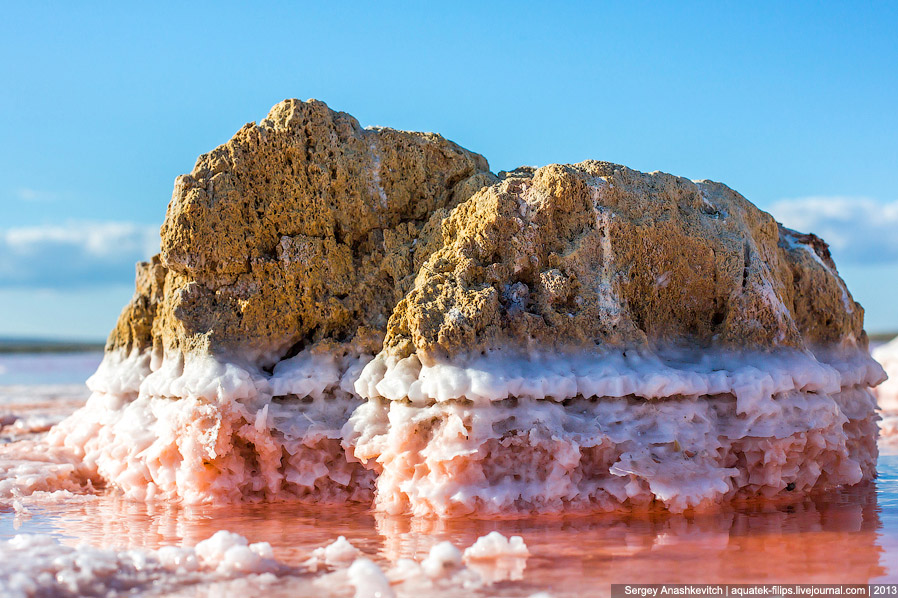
[14,188,58,202]
[769,196,898,265]
[0,221,160,288]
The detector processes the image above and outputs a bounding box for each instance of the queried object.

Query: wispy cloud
[0,221,160,288]
[14,188,59,202]
[769,196,898,265]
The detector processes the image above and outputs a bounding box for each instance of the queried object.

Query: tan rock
[383,161,866,363]
[109,103,866,369]
[109,98,495,362]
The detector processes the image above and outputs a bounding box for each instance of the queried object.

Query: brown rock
[383,161,866,363]
[109,100,866,371]
[108,99,495,362]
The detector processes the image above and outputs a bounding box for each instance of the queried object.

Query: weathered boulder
[380,161,864,362]
[109,98,495,362]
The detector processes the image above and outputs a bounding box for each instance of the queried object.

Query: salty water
[1,352,897,596]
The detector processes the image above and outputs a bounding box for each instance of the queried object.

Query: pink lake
[1,352,896,597]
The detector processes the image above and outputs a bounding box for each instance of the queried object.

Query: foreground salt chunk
[0,531,281,598]
[305,536,362,571]
[463,532,529,559]
[420,541,464,578]
[347,558,396,598]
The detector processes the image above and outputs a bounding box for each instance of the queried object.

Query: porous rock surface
[383,162,866,362]
[114,104,867,366]
[110,99,495,362]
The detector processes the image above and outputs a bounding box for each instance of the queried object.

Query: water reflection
[4,467,891,595]
[374,482,888,585]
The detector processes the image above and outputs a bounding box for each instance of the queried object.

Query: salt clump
[0,531,281,598]
[873,337,898,449]
[305,535,362,571]
[420,541,464,577]
[347,558,396,598]
[463,532,529,559]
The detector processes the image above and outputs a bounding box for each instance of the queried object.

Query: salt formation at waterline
[48,98,495,503]
[873,337,898,449]
[45,98,884,514]
[0,529,531,597]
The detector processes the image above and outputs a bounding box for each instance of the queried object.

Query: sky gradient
[2,1,896,340]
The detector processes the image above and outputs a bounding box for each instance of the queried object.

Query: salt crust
[45,344,883,510]
[462,531,529,559]
[0,530,530,598]
[317,532,530,597]
[0,440,99,505]
[0,530,279,598]
[48,347,376,503]
[873,337,898,451]
[873,337,898,412]
[357,346,885,412]
[347,346,882,515]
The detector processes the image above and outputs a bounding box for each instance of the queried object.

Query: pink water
[1,352,897,596]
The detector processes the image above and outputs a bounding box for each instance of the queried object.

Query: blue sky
[2,1,896,340]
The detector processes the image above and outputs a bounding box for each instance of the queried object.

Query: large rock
[380,162,863,361]
[51,99,885,514]
[109,98,495,361]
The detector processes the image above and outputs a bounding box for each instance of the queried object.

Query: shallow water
[1,352,897,596]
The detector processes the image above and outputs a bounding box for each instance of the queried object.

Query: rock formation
[50,99,885,513]
[50,99,495,502]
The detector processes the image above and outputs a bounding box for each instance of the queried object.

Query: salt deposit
[0,530,281,598]
[873,338,898,412]
[873,337,898,451]
[0,440,98,505]
[0,524,533,597]
[305,536,362,571]
[47,347,376,503]
[463,531,529,559]
[347,352,880,515]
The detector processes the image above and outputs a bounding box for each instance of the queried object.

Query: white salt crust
[0,440,99,505]
[873,337,898,452]
[0,530,530,598]
[462,531,529,559]
[45,343,884,512]
[873,337,898,412]
[0,530,280,598]
[47,348,376,503]
[347,347,883,515]
[357,346,885,410]
[313,532,529,597]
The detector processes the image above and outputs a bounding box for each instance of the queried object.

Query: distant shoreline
[1,332,895,355]
[0,339,105,354]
